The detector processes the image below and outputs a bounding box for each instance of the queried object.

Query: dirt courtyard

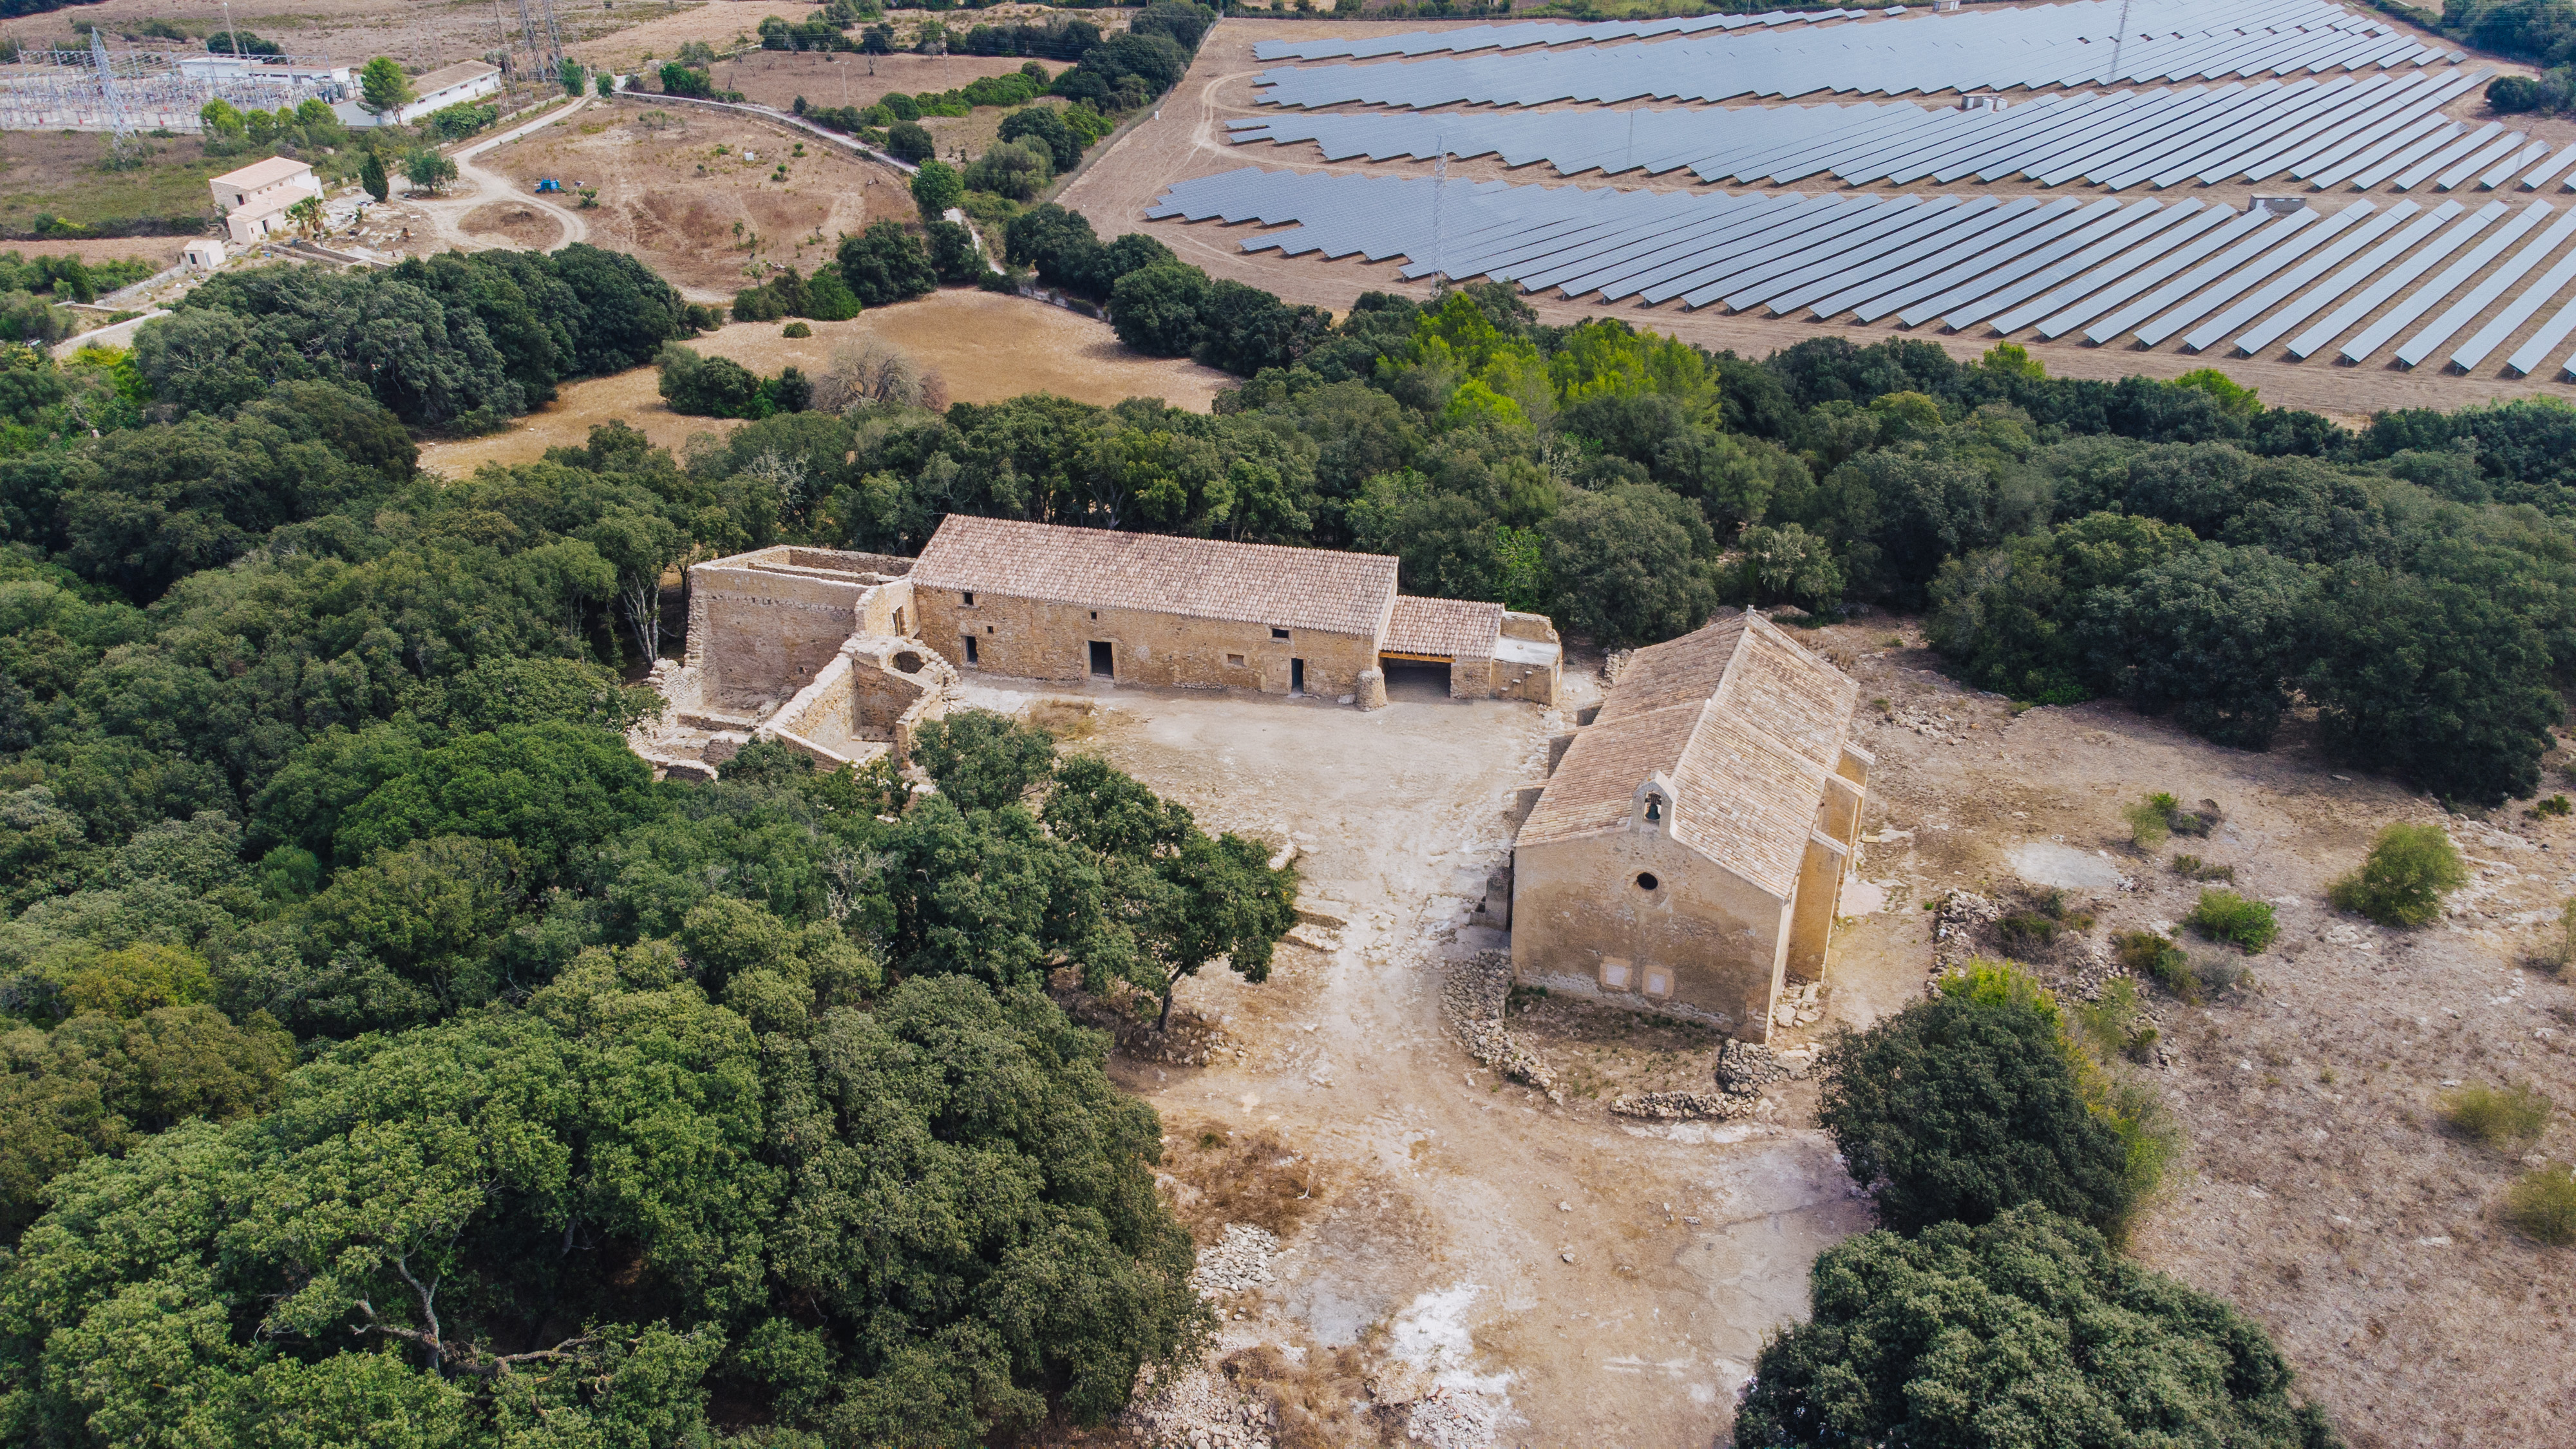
[963,667,1871,1449]
[417,290,1233,475]
[956,610,2574,1448]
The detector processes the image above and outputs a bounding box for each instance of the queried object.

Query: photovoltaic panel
[1251,0,2451,109]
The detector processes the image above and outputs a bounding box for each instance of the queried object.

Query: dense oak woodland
[0,205,2562,1441]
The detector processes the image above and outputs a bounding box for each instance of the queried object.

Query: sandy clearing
[1059,17,2576,422]
[417,289,1233,475]
[1015,610,2576,1449]
[969,670,1870,1449]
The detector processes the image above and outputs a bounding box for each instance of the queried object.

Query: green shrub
[2121,790,2178,848]
[2329,822,2466,927]
[2172,853,2235,882]
[2439,1081,2552,1148]
[2529,794,2571,819]
[1738,1206,2344,1449]
[1996,889,2094,957]
[782,321,811,337]
[1817,961,2163,1238]
[2507,1164,2576,1246]
[2186,888,2277,952]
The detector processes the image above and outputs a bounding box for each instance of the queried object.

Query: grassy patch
[2439,1081,2552,1149]
[2185,889,2276,953]
[0,133,228,236]
[2506,1164,2576,1245]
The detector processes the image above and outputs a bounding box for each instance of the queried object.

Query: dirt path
[962,675,1871,1449]
[404,97,595,254]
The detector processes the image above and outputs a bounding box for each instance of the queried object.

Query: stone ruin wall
[634,547,947,781]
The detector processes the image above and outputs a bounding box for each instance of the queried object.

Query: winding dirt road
[402,97,595,252]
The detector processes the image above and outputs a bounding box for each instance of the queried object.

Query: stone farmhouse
[1505,612,1868,1042]
[911,516,1561,706]
[629,516,1564,779]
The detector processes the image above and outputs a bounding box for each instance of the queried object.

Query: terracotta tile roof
[912,515,1397,638]
[1385,594,1502,658]
[1518,611,1856,897]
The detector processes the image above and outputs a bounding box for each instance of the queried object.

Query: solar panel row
[1251,5,1866,62]
[1253,0,2387,64]
[1252,0,2454,109]
[1148,169,2576,377]
[1229,68,2506,193]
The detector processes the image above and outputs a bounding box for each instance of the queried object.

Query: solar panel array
[1252,0,2456,108]
[1252,5,1864,62]
[1233,68,2519,191]
[1148,168,2576,377]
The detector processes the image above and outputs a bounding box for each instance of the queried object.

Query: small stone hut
[1508,612,1870,1040]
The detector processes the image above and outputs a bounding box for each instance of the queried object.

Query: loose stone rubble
[1193,1224,1280,1298]
[1609,1037,1783,1120]
[1121,1362,1273,1449]
[1441,951,1560,1099]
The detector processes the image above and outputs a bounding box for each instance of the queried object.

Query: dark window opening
[963,636,979,665]
[892,650,923,673]
[1272,627,1291,640]
[1290,658,1305,694]
[1089,640,1114,677]
[1635,872,1660,891]
[1089,610,1097,620]
[962,591,976,606]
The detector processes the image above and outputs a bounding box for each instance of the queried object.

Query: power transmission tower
[538,0,567,73]
[2106,0,2134,86]
[90,29,133,156]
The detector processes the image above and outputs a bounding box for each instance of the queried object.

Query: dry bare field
[417,290,1233,475]
[470,97,915,294]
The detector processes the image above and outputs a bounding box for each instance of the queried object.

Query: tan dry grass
[416,290,1231,475]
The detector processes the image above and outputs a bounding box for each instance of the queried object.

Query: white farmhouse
[207,155,323,245]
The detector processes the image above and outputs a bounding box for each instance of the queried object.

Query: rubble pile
[1121,1363,1273,1449]
[1611,1037,1785,1120]
[1192,1224,1279,1298]
[1441,952,1559,1099]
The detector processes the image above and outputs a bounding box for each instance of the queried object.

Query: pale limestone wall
[1783,830,1850,985]
[768,656,864,766]
[762,634,955,766]
[916,584,1379,699]
[686,564,871,704]
[1509,830,1791,1039]
[858,576,916,638]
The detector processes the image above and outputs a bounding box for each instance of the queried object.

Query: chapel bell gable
[1632,770,1676,833]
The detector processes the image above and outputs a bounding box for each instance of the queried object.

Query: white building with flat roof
[208,155,321,244]
[333,60,502,127]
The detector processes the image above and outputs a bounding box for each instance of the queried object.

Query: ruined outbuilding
[629,545,951,781]
[1508,612,1868,1041]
